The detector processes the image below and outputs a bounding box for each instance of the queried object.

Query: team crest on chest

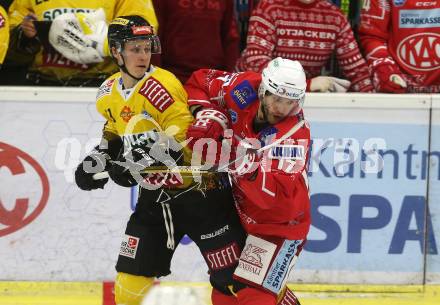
[120,106,135,122]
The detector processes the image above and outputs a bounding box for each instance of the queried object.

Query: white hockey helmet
[259,57,307,107]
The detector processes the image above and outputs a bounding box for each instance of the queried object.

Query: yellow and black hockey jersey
[96,65,194,188]
[0,5,9,66]
[8,0,158,83]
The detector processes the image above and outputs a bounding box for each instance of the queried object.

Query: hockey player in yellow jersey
[7,0,157,86]
[74,16,246,305]
[0,5,9,68]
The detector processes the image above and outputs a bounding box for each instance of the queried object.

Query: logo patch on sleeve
[230,80,257,109]
[96,79,115,99]
[119,235,140,259]
[269,145,305,160]
[228,109,238,124]
[138,77,174,112]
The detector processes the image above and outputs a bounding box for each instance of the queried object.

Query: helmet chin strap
[118,54,146,82]
[257,94,269,123]
[257,85,270,123]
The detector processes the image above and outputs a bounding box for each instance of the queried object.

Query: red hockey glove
[187,107,230,163]
[371,58,407,93]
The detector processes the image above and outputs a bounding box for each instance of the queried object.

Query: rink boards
[0,88,439,288]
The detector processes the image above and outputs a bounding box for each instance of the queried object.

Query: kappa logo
[397,33,440,71]
[120,106,135,123]
[242,244,268,268]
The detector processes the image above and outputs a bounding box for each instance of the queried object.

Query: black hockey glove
[109,133,185,187]
[108,147,157,187]
[75,147,111,191]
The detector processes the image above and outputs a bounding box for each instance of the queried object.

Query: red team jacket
[152,0,240,83]
[359,0,440,93]
[185,70,311,240]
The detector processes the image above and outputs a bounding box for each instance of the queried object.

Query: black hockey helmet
[108,15,161,54]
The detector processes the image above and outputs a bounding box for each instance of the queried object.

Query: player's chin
[268,115,284,125]
[133,67,147,78]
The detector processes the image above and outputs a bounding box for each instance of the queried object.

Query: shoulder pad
[230,79,258,109]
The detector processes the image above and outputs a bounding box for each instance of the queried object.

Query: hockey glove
[108,161,137,188]
[75,147,110,191]
[48,8,109,64]
[371,58,407,93]
[310,76,351,92]
[187,107,230,163]
[109,146,158,187]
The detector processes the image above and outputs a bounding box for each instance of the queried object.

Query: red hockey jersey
[359,0,440,93]
[236,0,373,92]
[185,69,311,240]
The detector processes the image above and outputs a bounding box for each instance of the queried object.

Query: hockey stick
[92,119,305,180]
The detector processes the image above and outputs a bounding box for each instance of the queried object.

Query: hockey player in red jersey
[236,0,373,93]
[185,57,310,305]
[359,0,440,93]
